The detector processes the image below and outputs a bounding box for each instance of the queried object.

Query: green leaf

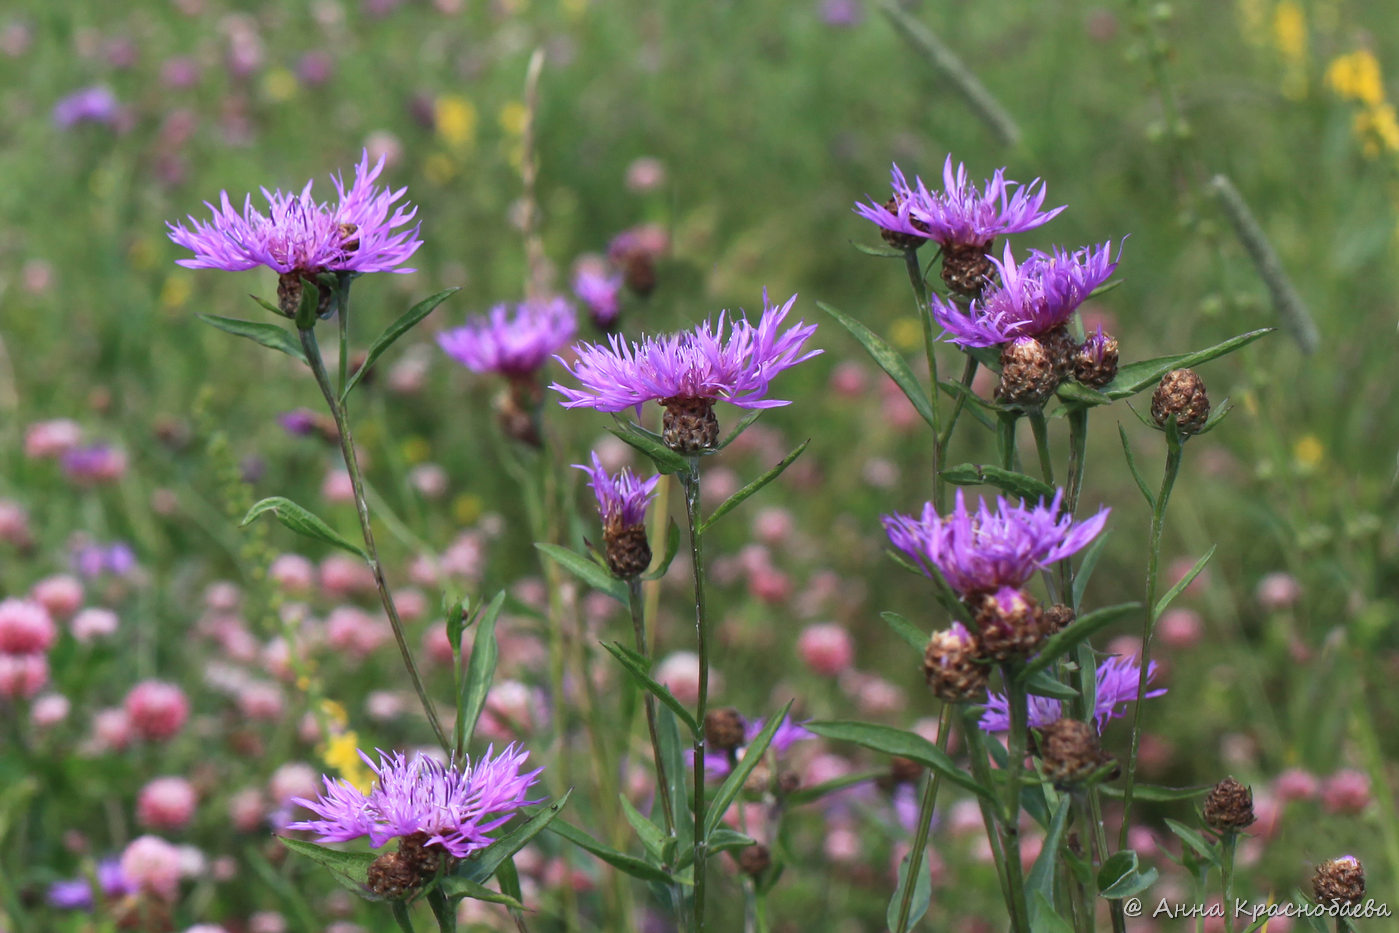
[880,611,926,653]
[534,543,628,603]
[1071,531,1112,610]
[457,590,504,755]
[1154,545,1216,619]
[886,843,933,933]
[1023,669,1078,701]
[200,314,308,364]
[1162,818,1220,865]
[656,707,692,852]
[601,642,701,737]
[1017,602,1140,681]
[1193,397,1235,436]
[1097,849,1158,898]
[1098,783,1212,802]
[705,700,795,837]
[785,770,883,806]
[642,520,682,581]
[706,828,757,856]
[342,288,457,401]
[445,597,469,656]
[716,409,764,449]
[1117,424,1156,508]
[850,240,907,258]
[459,792,571,884]
[618,794,669,862]
[698,440,809,534]
[546,820,675,885]
[940,463,1056,503]
[277,837,377,894]
[1106,328,1273,399]
[817,301,936,432]
[606,421,690,475]
[804,721,992,803]
[439,877,524,909]
[936,378,997,429]
[1026,797,1072,911]
[1028,892,1075,933]
[242,497,367,559]
[249,294,287,318]
[1055,381,1114,408]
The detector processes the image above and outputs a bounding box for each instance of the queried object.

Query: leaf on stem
[1105,329,1274,399]
[200,314,309,364]
[618,794,668,862]
[940,463,1056,504]
[1097,849,1159,898]
[1022,669,1078,701]
[716,410,764,449]
[534,543,628,603]
[458,791,572,884]
[546,820,675,885]
[804,721,993,803]
[241,497,367,559]
[704,699,795,838]
[1162,817,1221,866]
[1025,796,1072,917]
[341,288,458,401]
[1117,424,1156,508]
[277,837,378,895]
[816,301,937,432]
[601,642,701,737]
[642,520,682,580]
[886,842,933,933]
[438,877,524,909]
[1071,531,1112,610]
[880,611,926,653]
[850,240,909,258]
[784,769,883,806]
[1017,602,1140,681]
[606,421,690,476]
[1153,545,1216,619]
[456,590,504,756]
[698,440,810,534]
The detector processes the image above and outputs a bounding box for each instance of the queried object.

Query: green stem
[958,707,1014,912]
[1059,409,1090,604]
[1069,796,1096,933]
[938,356,979,453]
[753,884,771,933]
[903,247,945,510]
[1029,410,1054,486]
[1220,831,1237,933]
[892,704,954,932]
[629,577,677,839]
[299,325,449,751]
[427,885,457,933]
[1118,432,1184,846]
[392,901,417,933]
[1001,668,1031,933]
[680,458,710,932]
[997,412,1020,472]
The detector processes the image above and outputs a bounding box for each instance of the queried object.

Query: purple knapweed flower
[698,714,814,778]
[60,444,127,485]
[288,745,542,859]
[166,149,421,276]
[883,489,1108,598]
[551,292,819,414]
[979,656,1166,733]
[576,452,659,533]
[572,264,624,329]
[47,857,134,910]
[53,86,122,128]
[855,157,1064,251]
[72,541,137,579]
[930,240,1119,348]
[438,298,577,379]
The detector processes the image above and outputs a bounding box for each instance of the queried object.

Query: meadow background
[1,0,1397,929]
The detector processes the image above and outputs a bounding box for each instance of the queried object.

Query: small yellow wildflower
[324,730,374,793]
[1325,49,1384,107]
[424,152,458,186]
[1294,434,1324,471]
[261,67,298,103]
[499,101,529,137]
[434,95,478,151]
[453,493,482,525]
[401,436,432,465]
[160,274,192,311]
[1272,2,1306,63]
[1354,103,1399,157]
[889,317,923,352]
[320,698,349,727]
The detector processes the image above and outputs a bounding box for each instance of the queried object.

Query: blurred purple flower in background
[438,298,577,378]
[979,656,1166,732]
[52,86,122,128]
[698,714,814,777]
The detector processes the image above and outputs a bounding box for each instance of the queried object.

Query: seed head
[1203,776,1255,832]
[1151,369,1210,435]
[1073,329,1119,388]
[923,622,989,702]
[974,586,1047,661]
[1039,718,1107,787]
[1312,855,1365,906]
[995,337,1059,408]
[1043,603,1075,635]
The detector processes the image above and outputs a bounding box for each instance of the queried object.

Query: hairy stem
[629,577,676,839]
[299,325,449,751]
[1001,670,1031,933]
[903,247,945,510]
[892,704,954,932]
[680,458,710,932]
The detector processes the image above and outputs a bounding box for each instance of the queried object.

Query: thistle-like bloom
[576,452,659,533]
[979,656,1165,733]
[288,745,542,858]
[573,264,624,329]
[698,714,814,778]
[438,298,577,378]
[551,292,819,413]
[166,150,421,275]
[855,158,1065,250]
[883,489,1108,598]
[930,241,1118,348]
[53,86,122,129]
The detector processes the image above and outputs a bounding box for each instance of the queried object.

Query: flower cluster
[167,149,421,277]
[289,745,542,859]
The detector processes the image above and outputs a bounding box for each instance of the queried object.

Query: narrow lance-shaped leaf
[804,721,993,803]
[1097,849,1158,899]
[881,611,926,653]
[342,288,458,401]
[1017,602,1140,681]
[1071,531,1113,610]
[456,590,504,757]
[535,543,628,604]
[242,497,367,559]
[1118,424,1156,508]
[1154,545,1215,620]
[546,820,675,885]
[817,301,936,432]
[716,409,764,449]
[618,794,668,863]
[1026,796,1072,912]
[439,877,524,909]
[705,699,795,838]
[940,463,1056,504]
[277,837,378,895]
[886,840,934,933]
[200,314,309,364]
[458,791,572,884]
[698,440,809,534]
[1106,328,1273,399]
[642,520,682,581]
[606,421,689,476]
[601,642,701,737]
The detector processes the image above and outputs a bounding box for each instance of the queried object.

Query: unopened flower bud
[995,337,1059,408]
[1312,855,1365,906]
[661,396,719,452]
[1151,369,1210,434]
[1039,718,1105,787]
[879,198,929,252]
[1203,776,1255,831]
[776,770,801,796]
[1039,325,1079,380]
[923,623,989,702]
[737,844,771,877]
[366,832,454,900]
[604,524,651,579]
[704,707,746,752]
[941,240,995,298]
[1073,329,1119,388]
[974,587,1046,661]
[1043,604,1075,635]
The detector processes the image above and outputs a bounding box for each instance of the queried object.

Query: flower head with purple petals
[930,241,1119,349]
[551,292,819,414]
[979,656,1166,733]
[573,265,624,329]
[883,489,1108,598]
[576,452,659,533]
[438,298,577,379]
[288,745,542,859]
[167,150,421,276]
[698,714,814,778]
[53,86,123,129]
[855,157,1065,251]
